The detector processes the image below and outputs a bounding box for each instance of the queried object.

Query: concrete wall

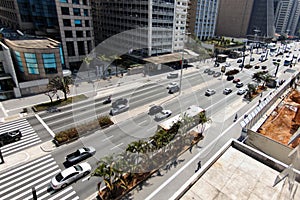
[245,130,293,165]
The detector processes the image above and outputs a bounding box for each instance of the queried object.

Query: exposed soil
[258,90,300,148]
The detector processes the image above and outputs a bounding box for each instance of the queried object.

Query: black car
[0,130,22,147]
[237,59,242,63]
[169,85,180,94]
[223,88,232,95]
[227,75,234,81]
[112,98,128,108]
[250,58,255,61]
[148,105,163,115]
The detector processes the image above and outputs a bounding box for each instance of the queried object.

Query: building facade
[5,38,63,96]
[91,0,188,57]
[192,0,219,41]
[274,0,300,36]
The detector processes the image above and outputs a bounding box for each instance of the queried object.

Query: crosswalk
[0,154,79,200]
[0,118,42,156]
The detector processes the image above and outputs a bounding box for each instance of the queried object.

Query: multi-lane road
[1,42,299,199]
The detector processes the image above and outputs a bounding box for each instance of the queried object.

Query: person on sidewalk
[195,161,201,173]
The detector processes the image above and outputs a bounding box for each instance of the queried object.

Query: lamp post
[241,39,247,70]
[178,32,190,95]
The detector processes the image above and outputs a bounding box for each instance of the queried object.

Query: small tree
[48,76,73,100]
[44,88,57,104]
[196,112,212,135]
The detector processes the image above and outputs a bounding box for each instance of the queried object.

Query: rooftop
[174,140,300,200]
[143,51,197,64]
[4,38,60,49]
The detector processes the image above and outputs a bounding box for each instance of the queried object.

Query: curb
[40,141,56,152]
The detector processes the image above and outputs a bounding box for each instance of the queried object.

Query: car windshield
[83,147,89,151]
[74,165,83,171]
[55,173,64,182]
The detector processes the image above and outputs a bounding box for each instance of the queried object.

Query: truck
[66,146,96,164]
[157,105,205,131]
[0,130,22,147]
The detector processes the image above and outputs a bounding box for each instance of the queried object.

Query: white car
[237,88,247,95]
[205,89,216,96]
[167,82,178,89]
[51,162,91,190]
[155,110,172,120]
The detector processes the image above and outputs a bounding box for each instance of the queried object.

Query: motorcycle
[103,96,112,104]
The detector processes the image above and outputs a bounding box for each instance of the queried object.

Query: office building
[91,0,188,57]
[274,0,300,36]
[187,0,219,41]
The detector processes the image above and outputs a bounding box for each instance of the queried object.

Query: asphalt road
[46,47,296,199]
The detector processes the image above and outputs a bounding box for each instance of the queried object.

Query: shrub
[98,115,114,128]
[54,129,79,144]
[225,69,239,76]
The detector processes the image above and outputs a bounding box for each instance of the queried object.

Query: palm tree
[48,76,73,100]
[196,112,212,135]
[126,140,149,165]
[245,83,257,99]
[261,73,272,87]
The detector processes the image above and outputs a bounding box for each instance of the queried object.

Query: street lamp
[241,39,247,70]
[179,32,190,95]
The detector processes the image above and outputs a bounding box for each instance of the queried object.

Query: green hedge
[54,115,114,145]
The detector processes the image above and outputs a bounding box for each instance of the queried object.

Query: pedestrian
[56,94,60,101]
[234,113,238,122]
[156,169,162,176]
[195,161,202,173]
[260,93,263,97]
[189,145,193,153]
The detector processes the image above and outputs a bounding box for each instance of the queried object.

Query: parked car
[167,82,178,89]
[208,70,215,75]
[232,78,240,83]
[110,104,129,115]
[51,162,91,190]
[214,63,220,67]
[237,59,242,63]
[112,98,128,108]
[169,85,180,94]
[236,82,244,88]
[261,65,267,70]
[148,105,163,115]
[213,72,221,77]
[227,75,234,81]
[237,88,247,95]
[0,130,22,147]
[167,72,179,79]
[223,88,232,95]
[225,62,231,67]
[66,147,96,164]
[154,110,172,121]
[205,89,216,96]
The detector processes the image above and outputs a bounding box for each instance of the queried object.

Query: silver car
[110,104,129,115]
[51,162,91,190]
[205,89,216,96]
[155,110,172,121]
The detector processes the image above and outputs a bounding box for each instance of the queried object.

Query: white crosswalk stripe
[0,118,42,156]
[0,155,79,200]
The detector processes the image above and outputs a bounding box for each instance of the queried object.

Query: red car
[233,78,240,83]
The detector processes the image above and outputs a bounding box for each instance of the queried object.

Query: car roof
[61,166,76,177]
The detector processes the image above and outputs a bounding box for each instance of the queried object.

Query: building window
[74,19,82,27]
[76,31,83,37]
[65,30,73,38]
[84,9,88,16]
[82,0,87,5]
[85,20,89,27]
[14,51,24,72]
[61,7,69,15]
[63,19,71,27]
[72,0,79,4]
[42,53,57,74]
[73,8,80,16]
[86,30,91,37]
[60,0,68,2]
[87,40,92,53]
[24,53,39,74]
[66,41,75,56]
[77,41,85,55]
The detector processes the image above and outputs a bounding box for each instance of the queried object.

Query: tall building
[0,0,95,71]
[91,0,188,56]
[216,0,275,39]
[55,0,95,70]
[187,0,219,41]
[274,0,300,36]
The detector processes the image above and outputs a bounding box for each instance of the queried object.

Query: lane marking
[35,114,55,137]
[102,135,113,142]
[110,143,123,150]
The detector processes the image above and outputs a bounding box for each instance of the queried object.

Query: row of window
[64,30,91,38]
[61,7,89,16]
[60,0,88,5]
[66,40,92,57]
[14,52,58,75]
[63,19,90,27]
